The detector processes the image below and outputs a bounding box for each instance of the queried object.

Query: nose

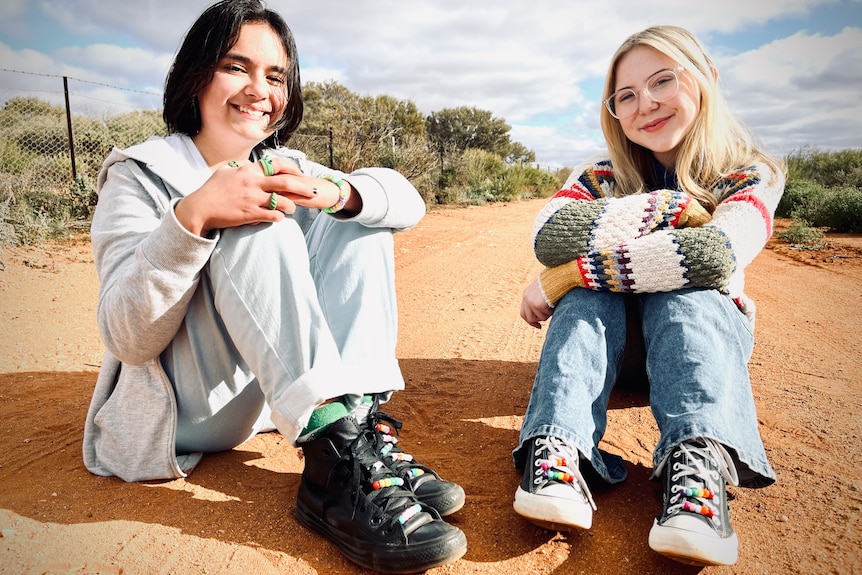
[245,71,269,99]
[637,88,658,114]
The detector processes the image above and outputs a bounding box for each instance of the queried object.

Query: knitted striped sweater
[533,154,784,319]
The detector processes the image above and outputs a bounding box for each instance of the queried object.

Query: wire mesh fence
[0,68,330,251]
[0,69,333,191]
[1,69,167,191]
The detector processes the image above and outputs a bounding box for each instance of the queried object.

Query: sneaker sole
[648,519,738,566]
[513,487,592,531]
[296,499,467,573]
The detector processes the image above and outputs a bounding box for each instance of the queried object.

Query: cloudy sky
[1,0,860,168]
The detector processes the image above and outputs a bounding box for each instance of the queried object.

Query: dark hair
[163,0,303,147]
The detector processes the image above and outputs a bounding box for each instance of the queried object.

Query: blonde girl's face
[613,45,701,169]
[195,23,288,153]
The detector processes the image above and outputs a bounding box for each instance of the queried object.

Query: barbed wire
[0,68,162,97]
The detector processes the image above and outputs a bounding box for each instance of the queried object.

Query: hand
[521,279,553,329]
[677,196,712,227]
[259,158,361,215]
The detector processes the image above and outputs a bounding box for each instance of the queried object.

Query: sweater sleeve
[536,162,784,306]
[533,158,711,267]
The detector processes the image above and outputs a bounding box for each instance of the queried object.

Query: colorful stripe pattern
[533,157,783,299]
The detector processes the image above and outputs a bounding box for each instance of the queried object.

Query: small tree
[425,106,512,159]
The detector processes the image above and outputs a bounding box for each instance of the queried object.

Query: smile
[237,105,269,118]
[642,116,671,132]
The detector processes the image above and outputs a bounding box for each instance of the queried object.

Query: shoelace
[368,411,428,481]
[532,436,597,510]
[666,438,737,525]
[341,431,425,529]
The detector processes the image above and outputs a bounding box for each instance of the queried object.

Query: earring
[191,96,198,120]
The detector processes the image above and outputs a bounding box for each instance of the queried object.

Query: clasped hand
[521,279,553,329]
[175,157,346,237]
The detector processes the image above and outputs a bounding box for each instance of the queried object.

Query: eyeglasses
[604,66,685,120]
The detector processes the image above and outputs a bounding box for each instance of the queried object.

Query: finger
[280,197,297,215]
[264,156,303,176]
[261,191,300,215]
[272,180,318,199]
[520,303,534,326]
[263,191,281,212]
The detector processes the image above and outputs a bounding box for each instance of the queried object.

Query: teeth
[238,105,266,118]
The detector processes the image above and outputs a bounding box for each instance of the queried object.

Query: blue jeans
[162,214,403,453]
[514,288,776,489]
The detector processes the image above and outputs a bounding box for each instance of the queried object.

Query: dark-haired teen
[514,25,783,567]
[84,1,466,571]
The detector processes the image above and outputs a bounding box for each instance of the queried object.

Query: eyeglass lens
[609,70,680,119]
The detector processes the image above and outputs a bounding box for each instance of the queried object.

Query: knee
[213,220,308,271]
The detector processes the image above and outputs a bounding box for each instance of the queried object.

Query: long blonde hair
[600,25,784,212]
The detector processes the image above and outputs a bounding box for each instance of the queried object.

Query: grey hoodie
[83,134,425,482]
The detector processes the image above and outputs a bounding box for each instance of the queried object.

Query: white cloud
[717,27,862,156]
[55,44,171,91]
[0,0,29,38]
[3,0,859,167]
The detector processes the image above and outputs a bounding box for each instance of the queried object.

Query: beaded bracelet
[322,174,351,214]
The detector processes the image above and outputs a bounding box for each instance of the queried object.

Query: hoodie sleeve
[90,159,216,365]
[274,150,426,231]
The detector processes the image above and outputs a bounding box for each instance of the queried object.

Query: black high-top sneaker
[296,415,467,574]
[364,404,466,516]
[648,437,739,566]
[513,435,596,531]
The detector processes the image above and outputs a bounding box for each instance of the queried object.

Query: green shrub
[777,217,826,249]
[105,110,166,148]
[816,186,862,233]
[786,147,862,189]
[778,179,862,232]
[502,164,561,199]
[780,149,862,233]
[0,139,31,175]
[69,175,98,220]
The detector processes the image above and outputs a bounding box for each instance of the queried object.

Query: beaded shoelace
[532,436,597,510]
[345,431,425,528]
[368,412,429,482]
[665,439,734,525]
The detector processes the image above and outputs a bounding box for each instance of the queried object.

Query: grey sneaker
[513,435,596,531]
[648,438,740,566]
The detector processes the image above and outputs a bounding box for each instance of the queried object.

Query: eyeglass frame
[603,66,686,120]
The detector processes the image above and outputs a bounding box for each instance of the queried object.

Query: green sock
[341,394,375,420]
[299,401,350,439]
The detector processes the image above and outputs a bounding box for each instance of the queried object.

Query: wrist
[322,174,351,214]
[539,259,586,306]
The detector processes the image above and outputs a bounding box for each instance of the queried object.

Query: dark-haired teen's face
[194,23,288,157]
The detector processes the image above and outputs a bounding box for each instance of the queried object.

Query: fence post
[63,76,77,181]
[329,127,334,168]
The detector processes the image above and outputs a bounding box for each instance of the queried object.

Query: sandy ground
[1,198,861,575]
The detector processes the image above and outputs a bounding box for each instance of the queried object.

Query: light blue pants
[514,287,776,489]
[162,214,404,453]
